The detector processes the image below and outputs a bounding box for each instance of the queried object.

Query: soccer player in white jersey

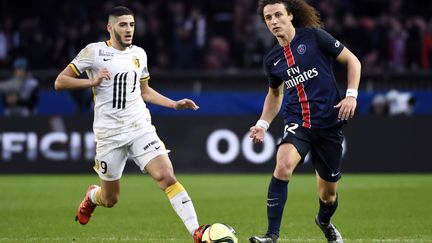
[54,6,209,242]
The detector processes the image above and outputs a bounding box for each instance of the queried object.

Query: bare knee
[274,162,294,180]
[319,189,337,204]
[274,144,301,180]
[153,171,177,190]
[321,192,337,204]
[274,157,299,180]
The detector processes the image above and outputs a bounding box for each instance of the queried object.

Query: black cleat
[315,215,343,243]
[249,233,278,243]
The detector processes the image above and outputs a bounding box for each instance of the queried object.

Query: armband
[256,120,270,131]
[346,89,358,99]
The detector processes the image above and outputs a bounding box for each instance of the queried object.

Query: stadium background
[1,1,432,242]
[0,0,431,173]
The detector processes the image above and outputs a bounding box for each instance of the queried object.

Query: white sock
[89,186,101,204]
[169,191,199,235]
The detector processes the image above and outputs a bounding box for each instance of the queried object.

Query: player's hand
[249,125,266,143]
[91,68,111,87]
[173,98,199,110]
[334,96,357,120]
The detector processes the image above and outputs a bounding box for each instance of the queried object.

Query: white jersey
[69,40,152,139]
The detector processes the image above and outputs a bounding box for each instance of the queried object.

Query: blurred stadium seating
[1,0,431,116]
[0,0,431,173]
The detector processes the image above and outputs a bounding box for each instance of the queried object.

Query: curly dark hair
[257,0,322,28]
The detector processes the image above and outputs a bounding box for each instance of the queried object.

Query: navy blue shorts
[279,123,344,182]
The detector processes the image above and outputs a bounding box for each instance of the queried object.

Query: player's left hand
[173,98,200,110]
[334,96,357,120]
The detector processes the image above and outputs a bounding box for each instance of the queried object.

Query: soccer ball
[201,223,238,243]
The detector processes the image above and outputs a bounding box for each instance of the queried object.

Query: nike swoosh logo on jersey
[331,172,340,177]
[103,58,113,61]
[273,58,282,66]
[155,146,161,150]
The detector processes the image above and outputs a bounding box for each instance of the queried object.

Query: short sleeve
[313,28,344,58]
[140,50,150,82]
[263,61,283,89]
[69,45,95,76]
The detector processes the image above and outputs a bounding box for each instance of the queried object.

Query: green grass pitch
[1,174,431,242]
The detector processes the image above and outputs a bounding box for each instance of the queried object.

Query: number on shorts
[285,123,299,134]
[100,161,108,174]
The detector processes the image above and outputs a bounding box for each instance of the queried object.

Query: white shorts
[93,126,170,181]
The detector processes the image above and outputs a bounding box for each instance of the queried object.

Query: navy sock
[266,176,288,236]
[317,194,338,224]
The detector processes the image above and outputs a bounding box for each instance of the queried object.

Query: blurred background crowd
[1,0,432,71]
[0,0,431,117]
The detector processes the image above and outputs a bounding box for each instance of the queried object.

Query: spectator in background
[405,17,425,70]
[204,36,233,70]
[388,17,408,71]
[421,19,432,70]
[386,89,416,116]
[0,57,39,116]
[0,16,20,68]
[370,94,389,115]
[370,90,416,116]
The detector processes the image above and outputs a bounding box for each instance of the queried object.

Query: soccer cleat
[315,215,343,243]
[75,185,98,225]
[193,224,210,243]
[249,233,278,243]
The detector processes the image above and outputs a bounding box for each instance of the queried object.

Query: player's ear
[288,13,293,21]
[107,24,112,33]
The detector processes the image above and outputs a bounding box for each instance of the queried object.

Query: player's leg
[250,143,302,243]
[316,174,338,224]
[311,126,344,242]
[76,144,127,225]
[250,124,311,243]
[94,179,121,207]
[314,174,343,243]
[131,130,207,241]
[144,154,201,237]
[76,179,122,225]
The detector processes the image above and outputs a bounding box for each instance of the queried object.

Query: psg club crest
[297,44,306,54]
[133,56,140,68]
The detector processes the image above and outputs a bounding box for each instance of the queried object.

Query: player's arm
[334,47,362,120]
[140,79,199,110]
[250,83,284,143]
[54,66,110,90]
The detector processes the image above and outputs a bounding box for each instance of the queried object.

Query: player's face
[111,15,135,48]
[263,3,293,39]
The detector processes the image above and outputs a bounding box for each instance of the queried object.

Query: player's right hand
[249,125,266,143]
[91,68,111,87]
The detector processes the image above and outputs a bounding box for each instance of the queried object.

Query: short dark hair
[108,6,134,19]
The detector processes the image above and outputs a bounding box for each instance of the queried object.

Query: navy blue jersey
[263,28,344,129]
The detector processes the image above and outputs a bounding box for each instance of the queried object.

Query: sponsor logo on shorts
[143,140,159,151]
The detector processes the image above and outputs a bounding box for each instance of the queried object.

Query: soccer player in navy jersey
[249,1,361,243]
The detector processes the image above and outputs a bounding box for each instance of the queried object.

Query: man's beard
[114,30,131,48]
